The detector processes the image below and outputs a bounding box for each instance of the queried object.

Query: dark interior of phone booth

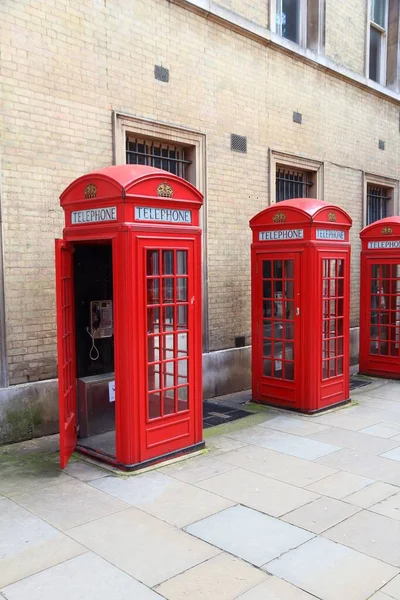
[73,242,116,458]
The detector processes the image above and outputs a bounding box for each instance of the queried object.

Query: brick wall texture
[0,0,399,384]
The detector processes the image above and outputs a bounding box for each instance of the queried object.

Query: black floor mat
[350,376,372,390]
[203,401,252,429]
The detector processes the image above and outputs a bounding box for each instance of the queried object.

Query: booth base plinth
[76,440,206,472]
[251,397,351,415]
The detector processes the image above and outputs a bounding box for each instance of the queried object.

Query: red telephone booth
[55,165,204,470]
[250,199,352,413]
[359,217,400,378]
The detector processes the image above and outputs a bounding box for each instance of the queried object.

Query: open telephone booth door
[55,239,77,468]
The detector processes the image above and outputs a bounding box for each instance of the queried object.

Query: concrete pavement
[2,380,400,599]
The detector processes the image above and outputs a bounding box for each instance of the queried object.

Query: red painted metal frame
[250,198,352,413]
[56,165,204,469]
[55,240,77,468]
[360,216,400,378]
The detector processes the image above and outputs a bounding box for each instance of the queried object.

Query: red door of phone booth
[55,165,204,470]
[359,217,400,378]
[250,199,352,413]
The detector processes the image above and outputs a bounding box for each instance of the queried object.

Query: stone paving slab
[0,497,85,588]
[236,576,319,599]
[323,509,400,567]
[361,424,400,438]
[343,481,399,508]
[316,448,400,486]
[306,471,374,499]
[196,467,319,517]
[90,470,234,527]
[185,505,313,566]
[307,426,400,455]
[281,496,359,533]
[67,506,221,587]
[11,478,129,530]
[266,537,398,600]
[155,553,267,600]
[216,443,338,487]
[225,426,340,460]
[0,552,163,600]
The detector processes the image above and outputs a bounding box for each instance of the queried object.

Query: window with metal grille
[276,167,313,202]
[126,137,192,180]
[367,184,391,224]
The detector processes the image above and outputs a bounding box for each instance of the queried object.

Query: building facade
[0,0,399,442]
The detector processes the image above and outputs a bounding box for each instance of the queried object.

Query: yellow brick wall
[0,0,399,383]
[217,0,269,27]
[325,0,368,75]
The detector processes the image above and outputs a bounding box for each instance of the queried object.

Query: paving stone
[258,415,330,436]
[381,573,400,598]
[0,497,85,588]
[282,496,359,533]
[196,467,319,517]
[361,424,400,438]
[205,435,248,455]
[266,537,397,600]
[236,576,319,599]
[158,455,237,483]
[216,444,337,487]
[225,427,340,460]
[344,482,399,508]
[155,553,267,600]
[381,447,400,461]
[0,552,162,600]
[68,506,220,587]
[91,471,233,527]
[324,509,400,567]
[185,505,313,566]
[369,492,400,522]
[308,410,381,431]
[64,460,109,482]
[0,452,70,498]
[316,448,400,486]
[308,427,400,455]
[11,478,129,530]
[307,471,374,499]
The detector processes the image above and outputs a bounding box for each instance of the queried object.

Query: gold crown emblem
[157,182,174,198]
[382,226,393,235]
[328,212,337,222]
[273,211,286,223]
[84,183,97,199]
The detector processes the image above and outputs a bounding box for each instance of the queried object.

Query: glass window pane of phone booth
[146,248,189,420]
[262,258,295,381]
[369,263,400,358]
[73,243,116,458]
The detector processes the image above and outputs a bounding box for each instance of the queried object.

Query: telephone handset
[86,300,113,361]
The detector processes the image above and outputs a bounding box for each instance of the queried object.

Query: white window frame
[271,0,308,47]
[269,150,324,205]
[367,0,389,85]
[363,172,399,227]
[113,111,209,351]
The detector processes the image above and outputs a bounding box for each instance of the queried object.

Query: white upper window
[369,0,389,84]
[275,0,306,45]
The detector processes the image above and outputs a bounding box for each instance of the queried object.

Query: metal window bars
[276,168,313,202]
[367,185,390,225]
[126,137,192,180]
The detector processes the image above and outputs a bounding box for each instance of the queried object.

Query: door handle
[296,307,300,316]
